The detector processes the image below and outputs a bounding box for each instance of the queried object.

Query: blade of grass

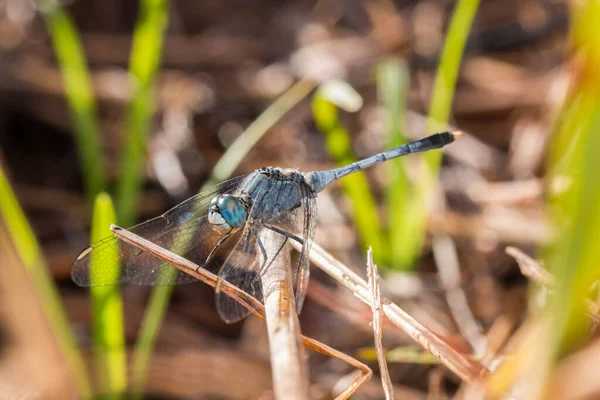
[312,83,385,264]
[357,346,440,364]
[90,193,126,399]
[0,163,92,398]
[207,78,317,188]
[396,0,481,267]
[377,58,412,270]
[485,4,600,397]
[116,0,170,396]
[538,0,600,391]
[130,78,315,399]
[40,4,127,396]
[41,5,106,200]
[116,0,169,227]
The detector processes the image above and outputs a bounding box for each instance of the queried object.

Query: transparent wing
[214,175,272,323]
[214,178,317,323]
[215,227,265,323]
[290,182,317,314]
[71,175,249,287]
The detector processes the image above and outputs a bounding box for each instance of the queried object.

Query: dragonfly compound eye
[216,195,247,229]
[207,194,246,231]
[208,195,231,231]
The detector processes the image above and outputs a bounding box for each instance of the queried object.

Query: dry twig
[259,230,309,399]
[293,241,487,383]
[427,368,447,400]
[505,246,553,286]
[479,315,514,369]
[366,248,394,400]
[505,246,600,325]
[456,316,514,399]
[111,225,372,399]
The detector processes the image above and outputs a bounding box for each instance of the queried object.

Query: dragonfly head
[208,194,247,231]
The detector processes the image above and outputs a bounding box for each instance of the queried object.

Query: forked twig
[366,248,394,399]
[293,241,487,383]
[259,230,309,399]
[110,225,372,399]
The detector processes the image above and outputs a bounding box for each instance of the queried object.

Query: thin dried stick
[259,230,309,399]
[479,315,513,369]
[366,248,394,400]
[432,235,486,357]
[301,336,372,399]
[455,316,514,400]
[112,225,263,315]
[110,225,371,399]
[505,246,553,287]
[505,246,600,325]
[293,240,486,383]
[427,368,446,400]
[480,320,544,399]
[308,279,383,330]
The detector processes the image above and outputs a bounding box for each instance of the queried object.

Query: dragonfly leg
[254,228,269,272]
[242,225,252,252]
[196,232,231,273]
[257,235,289,277]
[262,223,304,245]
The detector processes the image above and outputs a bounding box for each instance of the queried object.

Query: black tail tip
[440,131,462,144]
[428,131,460,148]
[451,130,463,139]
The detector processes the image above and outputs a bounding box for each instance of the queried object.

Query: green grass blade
[130,78,315,399]
[42,7,106,200]
[536,0,600,386]
[397,0,480,267]
[0,164,93,398]
[130,284,174,399]
[426,0,480,137]
[312,87,385,263]
[90,193,126,399]
[357,346,439,364]
[116,0,169,227]
[207,78,317,187]
[377,58,412,270]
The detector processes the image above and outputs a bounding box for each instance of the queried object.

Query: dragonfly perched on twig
[72,131,460,323]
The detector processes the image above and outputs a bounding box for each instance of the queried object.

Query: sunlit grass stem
[206,78,316,188]
[43,7,106,201]
[537,0,600,392]
[377,59,412,270]
[312,85,386,264]
[116,0,169,227]
[90,193,126,399]
[399,0,481,267]
[0,164,92,398]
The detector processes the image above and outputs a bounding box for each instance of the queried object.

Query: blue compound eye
[207,194,246,230]
[217,195,247,228]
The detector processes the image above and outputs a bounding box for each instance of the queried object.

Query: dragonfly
[72,131,460,323]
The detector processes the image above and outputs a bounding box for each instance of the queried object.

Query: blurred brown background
[0,0,569,399]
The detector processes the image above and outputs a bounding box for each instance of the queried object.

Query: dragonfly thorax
[208,194,247,231]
